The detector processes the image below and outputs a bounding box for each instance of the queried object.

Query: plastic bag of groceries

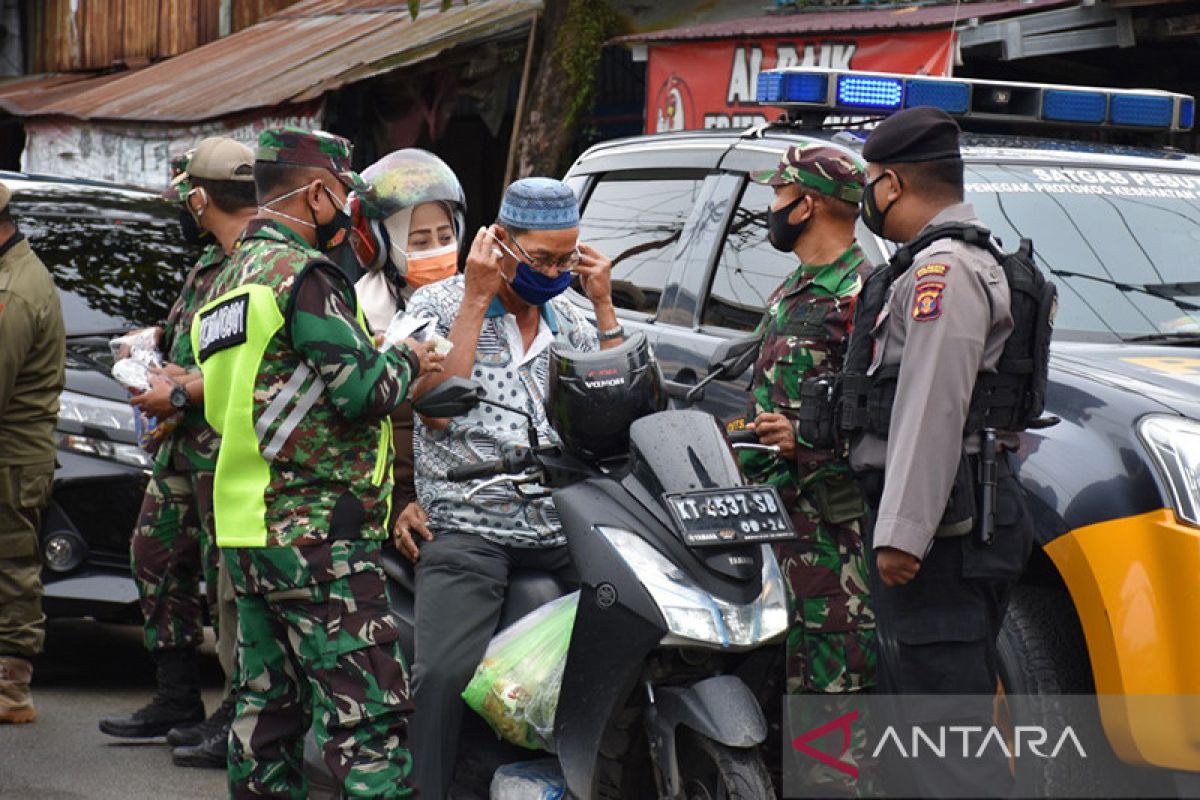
[490,760,566,800]
[379,311,453,356]
[462,591,580,752]
[109,330,179,453]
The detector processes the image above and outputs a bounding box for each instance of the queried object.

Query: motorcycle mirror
[411,377,486,418]
[708,335,760,379]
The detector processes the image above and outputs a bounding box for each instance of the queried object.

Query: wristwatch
[169,383,191,411]
[598,324,625,342]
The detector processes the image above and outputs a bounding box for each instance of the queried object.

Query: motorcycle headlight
[597,526,789,649]
[1138,414,1200,528]
[57,390,152,469]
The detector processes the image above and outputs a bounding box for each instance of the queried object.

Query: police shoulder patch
[912,281,945,322]
[915,263,949,280]
[197,294,249,361]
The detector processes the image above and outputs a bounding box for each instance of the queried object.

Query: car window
[10,184,195,335]
[702,180,798,332]
[578,171,706,315]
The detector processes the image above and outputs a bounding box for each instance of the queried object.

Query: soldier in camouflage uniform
[100,140,257,758]
[740,144,877,693]
[739,145,877,794]
[192,128,441,799]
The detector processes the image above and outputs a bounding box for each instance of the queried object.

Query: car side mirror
[708,335,760,379]
[412,377,486,418]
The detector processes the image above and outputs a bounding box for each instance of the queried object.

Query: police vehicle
[563,69,1200,793]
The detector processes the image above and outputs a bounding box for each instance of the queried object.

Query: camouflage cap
[162,149,194,203]
[255,127,368,194]
[750,144,865,204]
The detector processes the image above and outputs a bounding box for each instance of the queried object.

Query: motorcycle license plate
[663,487,794,547]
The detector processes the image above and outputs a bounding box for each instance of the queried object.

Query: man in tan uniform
[843,107,1034,797]
[0,181,66,724]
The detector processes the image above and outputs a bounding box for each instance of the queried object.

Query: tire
[997,586,1168,798]
[675,728,775,800]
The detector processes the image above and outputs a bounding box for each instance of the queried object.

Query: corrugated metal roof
[616,0,1074,42]
[0,72,132,117]
[3,0,541,123]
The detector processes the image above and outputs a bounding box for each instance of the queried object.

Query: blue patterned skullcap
[498,177,579,231]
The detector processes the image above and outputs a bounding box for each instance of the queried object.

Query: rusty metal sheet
[0,72,132,117]
[18,0,539,122]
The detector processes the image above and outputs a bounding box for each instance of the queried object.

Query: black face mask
[767,195,810,253]
[860,173,898,240]
[177,208,206,245]
[311,184,353,253]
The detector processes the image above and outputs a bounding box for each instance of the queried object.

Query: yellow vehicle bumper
[1045,508,1200,771]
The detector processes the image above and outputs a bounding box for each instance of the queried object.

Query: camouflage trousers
[131,464,219,651]
[226,540,415,799]
[779,492,878,797]
[776,491,876,695]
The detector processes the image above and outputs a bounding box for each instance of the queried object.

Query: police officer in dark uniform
[843,107,1036,797]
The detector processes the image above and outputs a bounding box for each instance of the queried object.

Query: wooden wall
[27,0,304,72]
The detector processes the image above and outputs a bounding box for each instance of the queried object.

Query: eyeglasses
[507,232,582,273]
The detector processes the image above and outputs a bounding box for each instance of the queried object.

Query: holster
[797,375,840,450]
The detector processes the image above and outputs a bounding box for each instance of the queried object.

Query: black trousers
[409,531,576,800]
[864,455,1032,798]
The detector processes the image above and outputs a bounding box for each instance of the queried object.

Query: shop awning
[0,0,542,123]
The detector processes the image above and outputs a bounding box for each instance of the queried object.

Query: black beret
[862,106,962,164]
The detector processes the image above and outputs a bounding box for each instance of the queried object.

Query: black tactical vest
[835,223,1056,440]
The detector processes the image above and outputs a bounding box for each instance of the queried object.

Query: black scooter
[310,334,790,799]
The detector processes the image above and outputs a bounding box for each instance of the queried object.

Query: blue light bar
[1042,89,1106,124]
[751,68,1196,133]
[1109,95,1175,128]
[783,72,828,104]
[836,75,903,110]
[905,79,970,114]
[757,72,784,105]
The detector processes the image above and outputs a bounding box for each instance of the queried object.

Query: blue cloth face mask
[490,232,574,306]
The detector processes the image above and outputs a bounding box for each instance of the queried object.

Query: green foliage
[550,0,620,133]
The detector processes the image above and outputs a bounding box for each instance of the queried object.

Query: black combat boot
[98,648,205,738]
[172,697,235,769]
[167,696,235,747]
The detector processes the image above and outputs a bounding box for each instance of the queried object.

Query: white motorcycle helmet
[349,148,467,277]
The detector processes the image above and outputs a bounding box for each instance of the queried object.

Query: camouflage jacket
[203,219,418,549]
[156,242,224,473]
[740,243,870,492]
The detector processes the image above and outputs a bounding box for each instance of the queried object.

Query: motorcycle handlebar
[447,460,506,481]
[447,450,540,482]
[727,429,759,445]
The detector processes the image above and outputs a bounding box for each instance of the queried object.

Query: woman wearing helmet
[351,148,467,332]
[350,148,466,556]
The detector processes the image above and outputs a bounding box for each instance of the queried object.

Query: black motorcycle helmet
[546,331,667,461]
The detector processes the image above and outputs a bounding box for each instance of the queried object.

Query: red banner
[646,31,955,133]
